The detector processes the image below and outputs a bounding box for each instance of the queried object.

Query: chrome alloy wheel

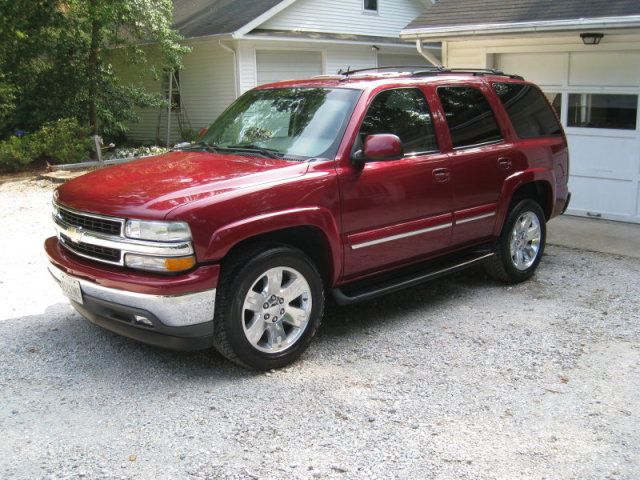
[241,266,312,353]
[509,211,542,271]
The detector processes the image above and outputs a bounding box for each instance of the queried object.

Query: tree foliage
[0,0,188,139]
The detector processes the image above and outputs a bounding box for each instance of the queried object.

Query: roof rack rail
[335,65,524,81]
[337,65,444,76]
[413,68,524,80]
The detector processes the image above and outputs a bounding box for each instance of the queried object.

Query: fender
[492,168,556,237]
[204,206,343,285]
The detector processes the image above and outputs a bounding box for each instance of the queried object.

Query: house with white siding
[401,0,640,224]
[122,0,436,145]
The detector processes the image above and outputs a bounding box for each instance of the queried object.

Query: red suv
[46,68,571,369]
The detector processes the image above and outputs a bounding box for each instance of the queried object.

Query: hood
[55,151,309,219]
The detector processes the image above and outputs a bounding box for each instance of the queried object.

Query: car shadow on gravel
[4,267,508,380]
[319,266,499,340]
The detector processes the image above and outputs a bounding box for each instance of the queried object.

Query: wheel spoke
[266,269,283,295]
[244,290,264,311]
[526,224,540,241]
[283,277,308,303]
[284,306,307,328]
[245,316,267,346]
[267,323,287,349]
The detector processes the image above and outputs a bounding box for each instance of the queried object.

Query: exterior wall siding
[260,0,425,38]
[120,40,235,145]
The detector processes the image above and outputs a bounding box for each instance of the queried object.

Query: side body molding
[204,206,343,285]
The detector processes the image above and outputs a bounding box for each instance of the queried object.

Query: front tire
[485,199,546,283]
[212,244,324,370]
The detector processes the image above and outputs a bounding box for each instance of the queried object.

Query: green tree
[0,0,188,138]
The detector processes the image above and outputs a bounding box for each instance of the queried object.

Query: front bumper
[48,263,215,350]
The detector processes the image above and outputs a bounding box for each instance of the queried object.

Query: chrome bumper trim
[48,264,215,327]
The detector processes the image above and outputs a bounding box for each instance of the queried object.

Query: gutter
[401,15,640,40]
[416,39,442,67]
[218,41,239,98]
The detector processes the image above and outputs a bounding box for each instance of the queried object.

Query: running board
[332,251,495,305]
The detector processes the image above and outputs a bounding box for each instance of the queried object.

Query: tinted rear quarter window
[437,86,503,149]
[493,82,562,138]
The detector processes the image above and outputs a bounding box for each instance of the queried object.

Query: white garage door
[377,53,431,69]
[497,52,640,224]
[256,50,323,85]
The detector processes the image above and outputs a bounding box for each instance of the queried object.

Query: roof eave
[400,15,640,40]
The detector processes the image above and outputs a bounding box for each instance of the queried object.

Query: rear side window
[360,87,438,155]
[493,82,562,138]
[437,86,503,148]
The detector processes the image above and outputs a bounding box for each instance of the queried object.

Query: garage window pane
[492,83,562,138]
[568,93,638,130]
[437,86,503,148]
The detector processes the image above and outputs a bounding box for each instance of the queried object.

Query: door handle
[498,157,512,170]
[432,167,450,183]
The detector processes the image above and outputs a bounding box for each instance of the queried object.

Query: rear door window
[360,87,438,156]
[493,82,563,138]
[437,86,503,149]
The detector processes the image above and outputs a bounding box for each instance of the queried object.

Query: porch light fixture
[580,33,604,45]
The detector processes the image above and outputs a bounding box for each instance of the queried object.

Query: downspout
[219,40,239,98]
[416,39,443,68]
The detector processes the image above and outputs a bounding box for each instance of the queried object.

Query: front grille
[60,234,122,263]
[58,207,122,236]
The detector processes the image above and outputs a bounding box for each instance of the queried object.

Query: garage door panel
[256,51,322,86]
[497,53,565,86]
[567,135,639,179]
[568,176,636,217]
[569,52,640,87]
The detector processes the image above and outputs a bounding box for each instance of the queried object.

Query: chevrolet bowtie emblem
[67,226,83,244]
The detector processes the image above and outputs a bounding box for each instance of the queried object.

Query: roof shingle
[172,0,284,38]
[404,0,640,31]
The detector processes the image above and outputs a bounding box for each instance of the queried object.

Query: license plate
[59,272,83,304]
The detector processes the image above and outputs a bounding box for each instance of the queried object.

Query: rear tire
[212,244,324,370]
[485,199,546,283]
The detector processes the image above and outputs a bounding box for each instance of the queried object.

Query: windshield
[200,87,361,160]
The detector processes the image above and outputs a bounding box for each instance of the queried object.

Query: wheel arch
[493,170,555,236]
[205,207,342,286]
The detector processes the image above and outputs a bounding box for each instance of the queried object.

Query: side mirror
[359,134,403,164]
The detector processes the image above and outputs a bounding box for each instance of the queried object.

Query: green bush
[36,118,93,165]
[0,135,39,172]
[0,118,92,172]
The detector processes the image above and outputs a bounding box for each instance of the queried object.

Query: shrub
[36,118,93,165]
[0,118,92,172]
[0,135,39,172]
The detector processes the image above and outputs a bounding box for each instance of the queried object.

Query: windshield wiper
[223,144,284,159]
[176,141,219,153]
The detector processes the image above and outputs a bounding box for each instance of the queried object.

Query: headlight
[124,254,196,273]
[125,220,191,242]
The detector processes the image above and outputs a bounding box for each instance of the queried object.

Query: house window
[568,93,638,130]
[162,70,181,112]
[363,0,378,13]
[437,86,503,149]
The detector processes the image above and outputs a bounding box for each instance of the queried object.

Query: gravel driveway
[1,176,639,480]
